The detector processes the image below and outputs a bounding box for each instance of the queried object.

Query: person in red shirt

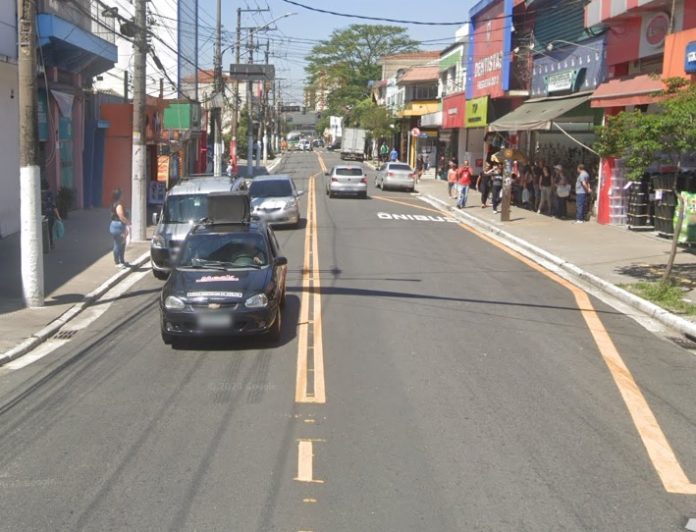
[456,160,473,209]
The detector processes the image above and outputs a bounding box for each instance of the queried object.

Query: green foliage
[305,25,418,89]
[352,98,394,139]
[622,281,696,315]
[594,77,696,180]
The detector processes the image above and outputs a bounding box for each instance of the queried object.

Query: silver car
[248,175,303,228]
[325,165,368,198]
[375,162,417,192]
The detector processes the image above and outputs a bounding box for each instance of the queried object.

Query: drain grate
[53,330,78,340]
[668,336,696,350]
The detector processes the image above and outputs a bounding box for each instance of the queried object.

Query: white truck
[340,128,367,161]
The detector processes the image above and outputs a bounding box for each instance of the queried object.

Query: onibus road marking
[377,194,696,495]
[295,173,326,404]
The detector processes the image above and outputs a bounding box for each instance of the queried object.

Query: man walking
[456,160,473,209]
[575,163,591,224]
[389,146,399,162]
[379,142,389,162]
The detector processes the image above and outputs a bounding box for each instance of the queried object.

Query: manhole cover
[53,330,78,340]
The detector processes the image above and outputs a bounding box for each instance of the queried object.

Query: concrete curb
[0,251,151,366]
[424,194,696,340]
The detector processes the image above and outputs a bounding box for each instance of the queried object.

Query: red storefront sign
[442,93,466,129]
[470,1,505,99]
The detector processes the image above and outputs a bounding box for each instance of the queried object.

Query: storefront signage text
[466,96,488,127]
[686,41,696,74]
[546,70,577,93]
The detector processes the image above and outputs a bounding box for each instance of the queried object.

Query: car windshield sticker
[187,291,243,298]
[196,275,240,283]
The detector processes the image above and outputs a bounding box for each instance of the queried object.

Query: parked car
[159,217,287,347]
[375,162,417,192]
[325,165,368,198]
[150,176,241,280]
[248,175,303,228]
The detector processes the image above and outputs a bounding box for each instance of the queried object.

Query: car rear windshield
[163,194,208,223]
[335,168,364,176]
[249,180,293,197]
[389,164,412,171]
[179,233,269,267]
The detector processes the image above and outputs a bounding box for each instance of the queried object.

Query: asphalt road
[1,150,696,531]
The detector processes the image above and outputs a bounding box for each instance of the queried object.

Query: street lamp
[243,12,296,178]
[546,39,600,55]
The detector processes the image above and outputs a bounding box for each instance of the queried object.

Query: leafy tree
[305,25,418,89]
[595,77,696,282]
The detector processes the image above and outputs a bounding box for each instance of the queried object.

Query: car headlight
[152,234,166,248]
[245,293,268,308]
[285,200,297,209]
[164,295,185,310]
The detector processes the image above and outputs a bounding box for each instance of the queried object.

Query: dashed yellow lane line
[295,439,324,484]
[396,196,696,494]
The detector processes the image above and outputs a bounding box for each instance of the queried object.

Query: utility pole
[131,0,147,241]
[229,7,241,175]
[213,0,222,176]
[246,30,254,178]
[262,40,270,166]
[18,0,43,307]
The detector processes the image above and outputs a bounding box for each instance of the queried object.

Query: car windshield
[163,194,208,223]
[178,233,269,268]
[249,180,293,198]
[388,164,412,172]
[335,168,363,176]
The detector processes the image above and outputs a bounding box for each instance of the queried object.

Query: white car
[375,162,417,192]
[325,165,368,198]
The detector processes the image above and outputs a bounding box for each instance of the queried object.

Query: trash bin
[42,215,50,254]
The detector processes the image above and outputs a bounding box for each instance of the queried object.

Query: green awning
[487,93,591,132]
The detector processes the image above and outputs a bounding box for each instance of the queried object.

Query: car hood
[164,268,271,302]
[251,196,294,209]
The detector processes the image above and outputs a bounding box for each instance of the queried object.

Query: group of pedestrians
[444,158,594,222]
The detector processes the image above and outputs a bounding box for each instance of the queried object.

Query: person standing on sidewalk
[537,165,553,215]
[575,164,591,224]
[109,188,131,268]
[456,160,473,209]
[416,155,424,183]
[490,163,503,213]
[477,162,493,208]
[554,166,571,219]
[41,179,61,250]
[389,146,399,162]
[447,161,458,199]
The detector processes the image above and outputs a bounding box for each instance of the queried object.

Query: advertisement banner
[442,93,466,129]
[675,191,696,244]
[465,96,489,127]
[467,0,510,99]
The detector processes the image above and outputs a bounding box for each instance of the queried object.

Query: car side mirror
[297,190,305,196]
[275,256,288,266]
[152,212,159,225]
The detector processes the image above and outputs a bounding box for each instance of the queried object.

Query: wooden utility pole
[18,0,43,307]
[213,0,222,176]
[131,0,147,241]
[229,7,241,175]
[262,40,270,166]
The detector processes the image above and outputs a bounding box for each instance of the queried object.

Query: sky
[195,0,479,104]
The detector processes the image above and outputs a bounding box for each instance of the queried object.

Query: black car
[159,219,288,346]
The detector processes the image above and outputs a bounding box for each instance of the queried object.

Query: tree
[595,77,696,283]
[305,25,418,89]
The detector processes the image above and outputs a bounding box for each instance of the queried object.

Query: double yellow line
[295,171,326,404]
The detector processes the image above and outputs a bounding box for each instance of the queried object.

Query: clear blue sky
[195,0,477,104]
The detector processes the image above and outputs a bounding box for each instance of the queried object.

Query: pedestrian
[109,188,131,268]
[554,166,571,219]
[379,141,389,162]
[389,146,398,162]
[456,160,473,209]
[490,163,503,213]
[416,155,424,183]
[537,164,553,215]
[575,163,591,224]
[41,178,61,250]
[477,162,493,208]
[532,160,543,211]
[447,162,458,199]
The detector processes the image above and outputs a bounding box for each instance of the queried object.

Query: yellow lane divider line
[381,195,696,495]
[295,440,324,484]
[295,174,326,403]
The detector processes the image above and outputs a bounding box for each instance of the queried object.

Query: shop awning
[488,93,591,132]
[590,74,664,108]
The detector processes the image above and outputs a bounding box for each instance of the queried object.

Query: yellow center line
[401,197,696,494]
[295,174,326,404]
[295,439,324,484]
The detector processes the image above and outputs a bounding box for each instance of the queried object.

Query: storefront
[441,92,466,166]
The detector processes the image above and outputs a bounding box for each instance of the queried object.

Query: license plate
[198,313,232,328]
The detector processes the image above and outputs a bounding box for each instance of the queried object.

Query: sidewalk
[413,173,696,337]
[0,208,150,363]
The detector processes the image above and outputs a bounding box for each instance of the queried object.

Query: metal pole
[246,31,254,178]
[229,7,241,175]
[213,0,222,176]
[18,0,43,307]
[262,40,269,166]
[131,0,147,241]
